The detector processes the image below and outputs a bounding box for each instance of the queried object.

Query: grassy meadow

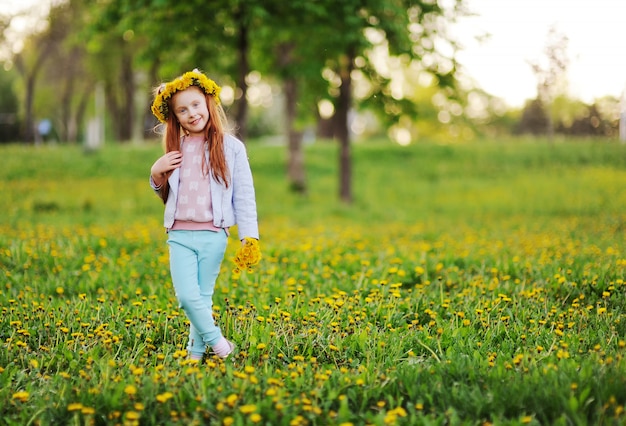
[1,138,626,425]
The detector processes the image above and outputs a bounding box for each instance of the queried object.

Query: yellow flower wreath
[151,69,221,123]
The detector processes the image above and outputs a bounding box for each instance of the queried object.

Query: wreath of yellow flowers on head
[151,69,221,123]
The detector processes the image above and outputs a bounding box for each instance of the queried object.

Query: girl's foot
[188,352,204,362]
[212,337,235,359]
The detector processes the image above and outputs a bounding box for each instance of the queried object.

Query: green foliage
[1,139,626,424]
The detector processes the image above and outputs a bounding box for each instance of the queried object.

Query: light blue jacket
[150,134,259,240]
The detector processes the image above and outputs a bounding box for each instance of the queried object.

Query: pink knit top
[170,136,222,232]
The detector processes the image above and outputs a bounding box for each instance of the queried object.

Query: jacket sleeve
[149,175,162,193]
[231,139,259,240]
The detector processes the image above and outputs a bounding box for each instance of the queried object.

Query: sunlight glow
[390,127,412,145]
[318,99,335,119]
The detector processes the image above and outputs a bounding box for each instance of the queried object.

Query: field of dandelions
[1,139,626,425]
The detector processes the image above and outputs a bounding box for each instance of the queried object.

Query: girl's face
[172,86,210,137]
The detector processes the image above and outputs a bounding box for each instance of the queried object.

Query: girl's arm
[151,151,183,187]
[231,143,259,241]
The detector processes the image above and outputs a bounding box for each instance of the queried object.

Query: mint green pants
[167,230,228,357]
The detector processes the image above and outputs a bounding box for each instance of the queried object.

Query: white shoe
[212,338,236,359]
[220,339,235,359]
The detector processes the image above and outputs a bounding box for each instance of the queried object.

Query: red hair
[157,92,230,203]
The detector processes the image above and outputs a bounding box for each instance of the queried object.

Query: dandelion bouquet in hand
[232,237,261,276]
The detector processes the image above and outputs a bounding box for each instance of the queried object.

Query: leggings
[167,230,228,357]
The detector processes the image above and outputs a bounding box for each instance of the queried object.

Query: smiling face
[171,86,210,137]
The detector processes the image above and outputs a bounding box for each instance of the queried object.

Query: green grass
[1,138,626,425]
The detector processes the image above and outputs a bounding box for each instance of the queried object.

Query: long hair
[157,92,230,203]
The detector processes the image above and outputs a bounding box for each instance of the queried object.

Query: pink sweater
[171,136,222,232]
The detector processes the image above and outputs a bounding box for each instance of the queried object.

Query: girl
[149,69,259,361]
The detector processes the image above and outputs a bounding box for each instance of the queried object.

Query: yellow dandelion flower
[67,403,83,411]
[226,394,238,407]
[156,392,174,403]
[232,238,262,274]
[124,385,137,396]
[125,411,140,420]
[223,417,234,426]
[250,413,262,423]
[383,412,398,425]
[12,391,29,402]
[239,404,257,414]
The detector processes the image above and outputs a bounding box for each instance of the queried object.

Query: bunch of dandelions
[232,237,261,277]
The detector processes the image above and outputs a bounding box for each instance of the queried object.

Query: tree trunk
[316,115,335,140]
[285,77,306,193]
[72,87,91,143]
[15,48,51,143]
[144,61,160,139]
[546,101,554,143]
[278,42,306,194]
[60,63,75,142]
[119,50,134,142]
[336,50,354,204]
[24,72,37,143]
[104,81,119,141]
[234,13,249,141]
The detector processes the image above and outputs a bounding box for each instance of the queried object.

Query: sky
[4,0,626,108]
[452,0,626,106]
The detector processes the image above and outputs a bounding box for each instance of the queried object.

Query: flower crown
[151,69,221,123]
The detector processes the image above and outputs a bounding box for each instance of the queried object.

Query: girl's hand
[151,151,182,186]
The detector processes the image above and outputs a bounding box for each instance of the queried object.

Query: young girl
[149,69,259,361]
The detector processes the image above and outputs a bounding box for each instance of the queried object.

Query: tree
[4,0,137,143]
[529,25,569,142]
[92,0,469,201]
[95,0,270,141]
[38,0,95,143]
[253,1,329,195]
[12,19,60,142]
[517,98,548,135]
[310,0,468,203]
[0,67,20,142]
